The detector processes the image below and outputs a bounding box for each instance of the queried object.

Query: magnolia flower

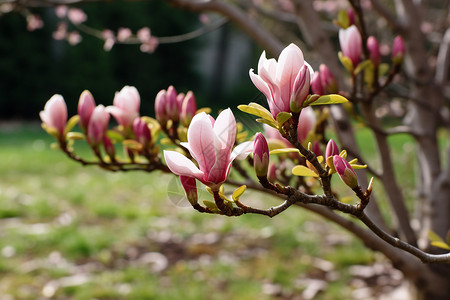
[180,91,197,126]
[164,108,253,190]
[87,105,110,146]
[67,8,87,25]
[319,64,338,94]
[133,117,151,147]
[40,94,68,136]
[297,107,316,143]
[78,90,96,131]
[107,86,140,127]
[325,139,339,158]
[339,25,362,67]
[311,71,325,95]
[253,133,270,178]
[249,43,313,117]
[367,36,381,65]
[180,176,198,205]
[392,35,405,64]
[333,155,358,189]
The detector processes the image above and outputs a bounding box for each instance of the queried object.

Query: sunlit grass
[0,123,420,299]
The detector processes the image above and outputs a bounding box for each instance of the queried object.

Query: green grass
[0,123,418,299]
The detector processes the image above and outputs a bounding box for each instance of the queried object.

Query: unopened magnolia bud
[392,35,405,65]
[297,107,316,143]
[78,90,96,131]
[319,64,338,94]
[325,139,339,158]
[133,117,151,147]
[180,91,197,127]
[347,8,355,26]
[87,105,110,147]
[267,162,277,182]
[253,133,270,178]
[155,89,168,126]
[367,36,381,66]
[180,176,198,205]
[103,135,115,159]
[291,65,310,110]
[40,94,68,137]
[166,85,179,122]
[339,25,362,67]
[333,155,358,189]
[312,141,322,157]
[311,71,325,95]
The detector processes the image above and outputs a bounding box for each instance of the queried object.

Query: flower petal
[231,141,254,161]
[163,150,204,180]
[187,112,216,173]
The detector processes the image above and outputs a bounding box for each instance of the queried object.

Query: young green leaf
[232,185,247,201]
[309,94,349,106]
[292,165,319,177]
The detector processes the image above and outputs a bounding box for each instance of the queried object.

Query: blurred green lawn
[0,123,422,299]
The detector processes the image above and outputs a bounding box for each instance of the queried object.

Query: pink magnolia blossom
[102,30,115,51]
[367,36,381,65]
[117,28,132,42]
[55,6,68,19]
[249,43,313,117]
[180,91,197,126]
[140,37,159,53]
[180,176,198,205]
[297,107,316,143]
[253,133,270,177]
[319,64,338,94]
[311,71,325,95]
[392,35,405,63]
[333,155,358,189]
[26,14,43,31]
[133,117,151,146]
[137,27,151,43]
[67,31,82,46]
[339,25,362,67]
[87,105,110,146]
[325,139,339,158]
[40,94,68,136]
[107,86,140,127]
[78,90,96,131]
[53,22,67,40]
[164,108,253,190]
[67,8,87,25]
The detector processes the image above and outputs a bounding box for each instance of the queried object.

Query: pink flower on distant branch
[67,8,87,25]
[164,109,253,190]
[40,94,68,136]
[117,28,132,42]
[107,86,140,127]
[67,31,82,45]
[249,43,313,117]
[102,30,115,51]
[53,22,67,40]
[55,6,68,18]
[26,14,43,31]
